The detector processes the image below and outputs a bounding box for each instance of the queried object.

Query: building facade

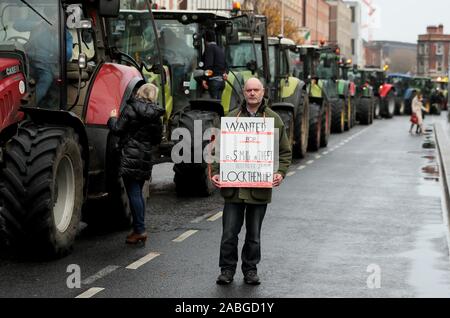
[302,0,330,44]
[364,41,417,74]
[344,1,363,67]
[417,25,450,79]
[327,0,352,59]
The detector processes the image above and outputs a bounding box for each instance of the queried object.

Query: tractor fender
[271,102,295,114]
[379,84,394,98]
[19,107,90,196]
[189,99,225,117]
[282,79,306,118]
[84,63,143,126]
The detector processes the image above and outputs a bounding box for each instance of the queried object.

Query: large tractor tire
[0,123,84,259]
[308,103,322,152]
[374,97,381,119]
[293,96,309,159]
[275,109,295,148]
[344,98,353,131]
[331,99,345,133]
[382,92,395,119]
[174,110,220,197]
[357,98,372,125]
[320,101,331,148]
[395,98,405,115]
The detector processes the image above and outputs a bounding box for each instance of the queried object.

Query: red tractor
[0,0,162,258]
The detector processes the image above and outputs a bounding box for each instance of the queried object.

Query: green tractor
[430,77,448,114]
[110,8,248,196]
[291,45,332,151]
[338,57,357,130]
[403,76,433,115]
[228,16,311,158]
[352,68,376,125]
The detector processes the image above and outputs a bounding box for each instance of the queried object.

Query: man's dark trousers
[208,78,225,99]
[219,202,267,274]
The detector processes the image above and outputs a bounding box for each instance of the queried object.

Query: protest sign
[219,117,274,188]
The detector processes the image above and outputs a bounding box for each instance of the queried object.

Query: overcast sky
[358,0,450,43]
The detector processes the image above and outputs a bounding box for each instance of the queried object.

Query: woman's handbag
[410,112,418,124]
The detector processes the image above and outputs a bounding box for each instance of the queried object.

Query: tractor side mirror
[246,60,257,74]
[98,0,120,17]
[78,53,87,69]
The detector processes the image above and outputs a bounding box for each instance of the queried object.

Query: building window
[424,45,429,55]
[418,44,424,55]
[436,43,444,55]
[437,60,443,72]
[351,7,355,23]
[351,39,355,55]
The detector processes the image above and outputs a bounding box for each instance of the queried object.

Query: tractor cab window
[226,41,258,71]
[289,50,303,79]
[1,0,62,109]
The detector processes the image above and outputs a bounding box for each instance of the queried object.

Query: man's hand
[223,73,228,81]
[273,173,284,188]
[211,174,221,188]
[110,109,118,118]
[202,80,209,90]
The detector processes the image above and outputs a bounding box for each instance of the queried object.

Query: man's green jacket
[211,99,292,204]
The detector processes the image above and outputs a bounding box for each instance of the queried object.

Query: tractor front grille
[0,90,14,128]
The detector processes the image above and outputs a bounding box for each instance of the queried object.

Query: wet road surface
[2,114,450,298]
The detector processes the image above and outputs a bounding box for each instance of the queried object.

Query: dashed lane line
[297,165,306,170]
[172,230,199,243]
[75,287,105,298]
[306,160,314,165]
[126,252,160,270]
[207,211,223,222]
[286,171,296,177]
[81,265,120,285]
[191,212,216,223]
[322,151,329,155]
[315,155,321,159]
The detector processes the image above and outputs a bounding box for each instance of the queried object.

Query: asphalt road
[2,114,450,298]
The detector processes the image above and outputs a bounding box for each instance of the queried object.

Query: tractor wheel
[383,92,395,119]
[275,109,295,147]
[0,123,84,259]
[374,97,381,119]
[395,98,405,115]
[174,110,220,197]
[331,99,345,133]
[293,96,309,159]
[308,103,322,152]
[357,98,372,125]
[174,163,215,197]
[344,98,353,131]
[320,101,331,148]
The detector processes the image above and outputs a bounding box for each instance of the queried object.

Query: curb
[434,123,450,212]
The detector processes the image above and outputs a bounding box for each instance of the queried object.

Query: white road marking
[297,165,306,170]
[286,171,296,177]
[172,230,198,243]
[126,252,160,270]
[315,155,321,159]
[306,160,314,165]
[207,211,223,222]
[322,151,329,155]
[75,287,105,298]
[191,212,215,223]
[81,266,120,285]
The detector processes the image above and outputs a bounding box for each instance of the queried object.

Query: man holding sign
[211,78,292,285]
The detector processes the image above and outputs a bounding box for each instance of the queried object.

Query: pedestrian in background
[410,91,426,135]
[211,78,292,285]
[202,30,228,99]
[108,83,165,245]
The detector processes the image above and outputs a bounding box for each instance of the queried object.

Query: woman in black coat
[108,83,165,244]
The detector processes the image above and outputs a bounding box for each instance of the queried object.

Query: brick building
[327,0,352,59]
[302,0,330,44]
[417,25,450,79]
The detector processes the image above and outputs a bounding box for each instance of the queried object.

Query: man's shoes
[216,270,235,285]
[244,270,261,285]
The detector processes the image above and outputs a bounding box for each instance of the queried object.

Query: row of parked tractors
[0,0,446,259]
